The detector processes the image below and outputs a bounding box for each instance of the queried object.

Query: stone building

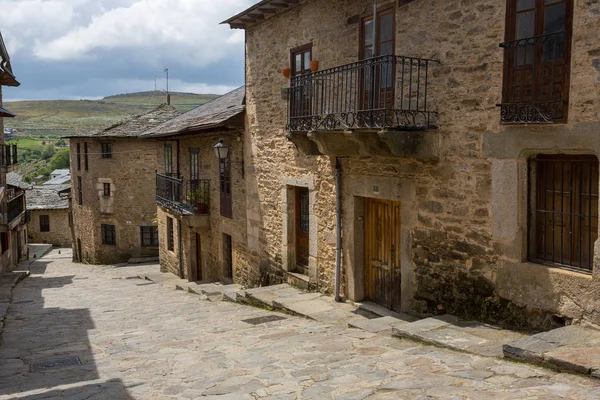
[140,87,248,282]
[0,31,27,272]
[67,105,180,264]
[26,184,71,247]
[223,0,600,330]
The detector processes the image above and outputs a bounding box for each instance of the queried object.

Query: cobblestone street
[1,250,600,399]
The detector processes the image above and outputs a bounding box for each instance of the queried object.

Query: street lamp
[213,138,230,160]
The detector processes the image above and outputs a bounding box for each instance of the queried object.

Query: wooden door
[219,154,232,219]
[295,187,310,268]
[290,44,313,118]
[360,8,395,111]
[504,0,571,117]
[364,198,401,311]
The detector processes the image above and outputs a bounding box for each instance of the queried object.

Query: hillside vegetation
[4,91,219,183]
[4,91,218,137]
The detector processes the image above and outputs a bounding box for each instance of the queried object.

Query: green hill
[3,91,219,138]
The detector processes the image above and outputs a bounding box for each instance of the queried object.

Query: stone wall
[152,129,254,284]
[70,138,159,264]
[243,0,600,329]
[28,209,71,246]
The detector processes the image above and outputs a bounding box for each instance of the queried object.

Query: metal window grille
[101,224,116,246]
[529,155,599,272]
[103,183,110,197]
[141,226,158,247]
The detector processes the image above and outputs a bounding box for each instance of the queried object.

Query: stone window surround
[281,175,318,283]
[342,174,416,313]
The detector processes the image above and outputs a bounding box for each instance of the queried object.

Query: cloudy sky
[0,0,255,101]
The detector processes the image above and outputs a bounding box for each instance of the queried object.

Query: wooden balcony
[0,144,18,169]
[286,55,440,159]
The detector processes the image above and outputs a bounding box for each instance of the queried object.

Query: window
[141,226,159,247]
[77,143,81,171]
[77,176,83,206]
[289,44,312,119]
[101,224,116,245]
[190,149,199,181]
[167,217,174,251]
[291,44,312,77]
[39,215,50,232]
[164,144,173,175]
[101,143,112,159]
[529,155,598,271]
[219,152,232,219]
[0,232,8,254]
[103,183,111,197]
[84,142,89,171]
[501,0,573,123]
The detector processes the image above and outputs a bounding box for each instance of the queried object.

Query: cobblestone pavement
[1,250,600,399]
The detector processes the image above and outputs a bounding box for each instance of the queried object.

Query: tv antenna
[163,67,169,95]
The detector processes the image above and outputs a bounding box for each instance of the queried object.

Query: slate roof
[44,175,71,185]
[65,104,181,138]
[222,0,298,29]
[6,172,31,190]
[140,86,245,138]
[26,184,70,210]
[0,31,19,87]
[51,169,70,176]
[0,105,15,117]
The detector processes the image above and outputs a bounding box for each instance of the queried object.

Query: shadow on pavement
[0,271,103,396]
[11,379,135,399]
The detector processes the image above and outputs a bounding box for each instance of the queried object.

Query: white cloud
[30,0,253,67]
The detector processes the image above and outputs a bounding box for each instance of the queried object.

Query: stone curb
[0,271,30,344]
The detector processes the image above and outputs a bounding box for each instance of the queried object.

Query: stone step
[392,315,526,357]
[127,257,159,264]
[503,325,600,377]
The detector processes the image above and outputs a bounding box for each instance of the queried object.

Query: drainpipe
[334,157,342,302]
[178,218,184,278]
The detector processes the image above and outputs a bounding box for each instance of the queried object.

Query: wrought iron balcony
[0,144,18,167]
[7,192,25,224]
[287,55,437,133]
[499,32,569,124]
[156,173,210,215]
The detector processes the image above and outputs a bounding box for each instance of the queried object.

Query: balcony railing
[156,173,210,215]
[7,193,25,224]
[499,32,568,124]
[0,144,18,167]
[287,54,438,132]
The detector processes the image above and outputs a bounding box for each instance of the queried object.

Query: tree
[41,144,56,160]
[49,148,70,171]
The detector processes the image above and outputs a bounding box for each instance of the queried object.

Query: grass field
[4,91,219,138]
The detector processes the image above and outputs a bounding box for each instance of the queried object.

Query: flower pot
[310,60,319,72]
[196,203,209,214]
[282,68,291,79]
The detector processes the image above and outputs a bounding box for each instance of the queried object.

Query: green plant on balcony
[187,184,210,213]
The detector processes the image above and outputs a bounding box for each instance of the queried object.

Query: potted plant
[310,60,319,72]
[282,68,291,79]
[187,185,210,214]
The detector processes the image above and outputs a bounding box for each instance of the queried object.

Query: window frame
[140,226,159,248]
[84,142,89,171]
[77,143,81,171]
[103,183,111,197]
[290,43,313,77]
[39,215,50,232]
[164,144,173,175]
[101,224,116,246]
[101,143,112,159]
[167,217,174,252]
[528,154,598,272]
[502,0,574,122]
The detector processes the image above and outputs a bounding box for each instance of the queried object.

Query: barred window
[141,226,159,247]
[101,224,116,246]
[529,155,598,271]
[103,183,111,197]
[40,215,50,232]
